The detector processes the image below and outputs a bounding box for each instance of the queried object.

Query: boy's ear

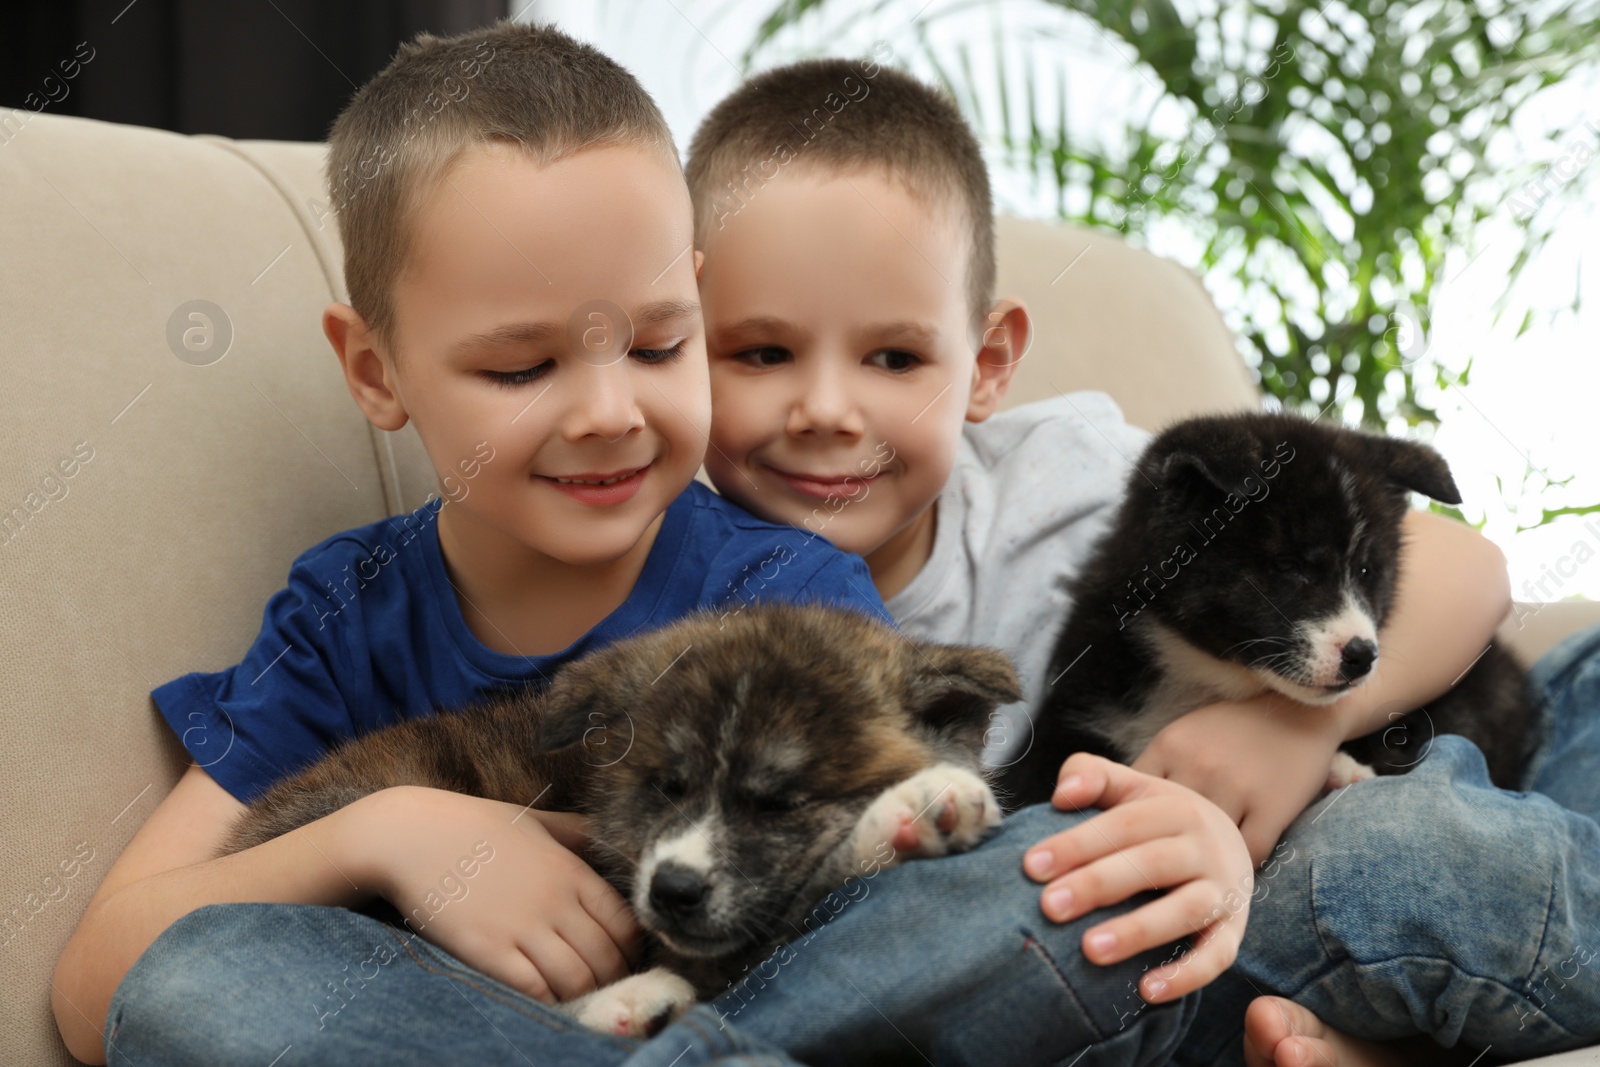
[324,302,409,432]
[693,248,704,280]
[967,297,1029,422]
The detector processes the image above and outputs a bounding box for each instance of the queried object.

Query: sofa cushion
[0,113,390,1065]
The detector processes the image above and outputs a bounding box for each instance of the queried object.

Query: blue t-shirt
[153,481,893,804]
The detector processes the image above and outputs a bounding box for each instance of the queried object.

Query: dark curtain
[0,0,509,141]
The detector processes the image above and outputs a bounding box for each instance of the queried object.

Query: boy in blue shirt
[685,56,1600,1066]
[54,20,1251,1067]
[146,480,887,806]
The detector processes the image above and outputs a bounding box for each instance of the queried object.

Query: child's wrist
[1329,686,1393,742]
[335,784,419,904]
[1239,689,1348,749]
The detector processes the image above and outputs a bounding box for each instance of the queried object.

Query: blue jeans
[105,802,1198,1066]
[1176,621,1600,1065]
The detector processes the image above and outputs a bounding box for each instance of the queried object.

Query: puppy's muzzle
[649,862,710,920]
[1338,637,1377,683]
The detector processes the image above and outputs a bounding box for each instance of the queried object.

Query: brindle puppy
[218,600,1021,1037]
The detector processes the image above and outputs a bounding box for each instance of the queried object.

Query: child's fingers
[555,909,635,988]
[1035,837,1203,923]
[1237,815,1282,872]
[575,866,646,967]
[515,929,606,1002]
[485,946,556,1004]
[1079,878,1241,967]
[1024,796,1192,883]
[1051,752,1149,811]
[1134,913,1243,1003]
[1237,803,1310,871]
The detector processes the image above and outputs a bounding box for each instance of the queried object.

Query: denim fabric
[1175,621,1600,1065]
[106,802,1197,1067]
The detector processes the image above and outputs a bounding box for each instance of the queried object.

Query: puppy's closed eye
[652,777,688,802]
[741,790,809,814]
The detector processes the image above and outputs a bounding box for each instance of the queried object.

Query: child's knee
[991,799,1104,854]
[1290,759,1556,968]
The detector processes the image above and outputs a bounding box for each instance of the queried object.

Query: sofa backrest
[0,112,1260,1064]
[2,114,397,1066]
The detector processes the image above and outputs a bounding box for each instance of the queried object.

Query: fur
[995,411,1534,809]
[218,600,1021,1037]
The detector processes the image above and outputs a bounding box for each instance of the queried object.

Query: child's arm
[52,764,382,1063]
[1022,752,1255,1004]
[1129,509,1513,866]
[51,765,635,1065]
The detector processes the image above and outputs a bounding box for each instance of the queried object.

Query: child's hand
[1129,691,1346,867]
[354,786,644,1005]
[1021,752,1253,1005]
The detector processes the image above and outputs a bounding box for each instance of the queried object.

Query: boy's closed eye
[480,340,691,388]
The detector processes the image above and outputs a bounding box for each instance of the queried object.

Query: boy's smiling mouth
[547,465,648,486]
[538,463,653,505]
[764,462,882,501]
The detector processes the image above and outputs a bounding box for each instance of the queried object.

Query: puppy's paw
[1326,751,1377,791]
[854,763,1000,866]
[568,967,695,1038]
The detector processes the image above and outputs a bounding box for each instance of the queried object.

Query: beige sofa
[3,111,1596,1066]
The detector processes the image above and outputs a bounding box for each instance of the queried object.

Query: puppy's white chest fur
[1105,618,1371,786]
[1102,617,1273,757]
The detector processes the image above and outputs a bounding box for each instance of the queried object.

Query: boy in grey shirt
[883,390,1150,771]
[686,56,1594,1066]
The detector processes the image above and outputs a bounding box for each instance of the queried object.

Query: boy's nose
[793,364,864,435]
[569,365,645,440]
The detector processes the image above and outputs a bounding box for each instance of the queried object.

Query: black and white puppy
[996,411,1533,809]
[219,600,1020,1037]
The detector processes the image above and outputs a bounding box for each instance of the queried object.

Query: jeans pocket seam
[1305,854,1345,967]
[1507,870,1585,1038]
[1018,922,1108,1044]
[1525,872,1558,987]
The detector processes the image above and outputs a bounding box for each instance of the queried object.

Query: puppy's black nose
[649,864,709,917]
[1338,638,1377,681]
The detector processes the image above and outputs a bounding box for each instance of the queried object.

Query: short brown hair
[685,55,995,323]
[327,19,677,355]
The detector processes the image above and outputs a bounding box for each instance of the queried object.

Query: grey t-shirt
[884,391,1154,769]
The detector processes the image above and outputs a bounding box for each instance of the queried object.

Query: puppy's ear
[536,692,606,754]
[903,643,1023,744]
[1160,451,1252,499]
[536,661,619,755]
[1367,435,1462,504]
[1154,419,1269,501]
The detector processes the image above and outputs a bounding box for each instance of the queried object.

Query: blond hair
[685,55,995,321]
[327,19,677,355]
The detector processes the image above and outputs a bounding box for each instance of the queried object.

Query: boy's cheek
[706,462,783,526]
[707,388,766,455]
